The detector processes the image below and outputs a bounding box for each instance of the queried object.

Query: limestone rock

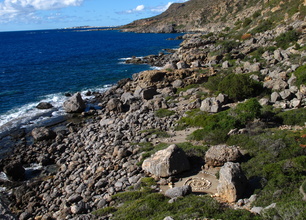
[165,185,192,198]
[142,144,190,177]
[200,97,221,113]
[217,162,248,203]
[270,91,280,103]
[63,92,86,113]
[205,144,241,167]
[106,98,123,112]
[36,102,53,109]
[31,127,56,141]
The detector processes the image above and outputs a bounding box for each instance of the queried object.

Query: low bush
[276,108,306,126]
[243,18,252,27]
[220,40,240,53]
[293,64,306,87]
[275,30,300,49]
[218,74,263,101]
[105,192,260,220]
[155,109,175,118]
[251,20,273,34]
[230,98,262,125]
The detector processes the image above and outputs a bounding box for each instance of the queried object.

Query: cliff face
[120,0,306,33]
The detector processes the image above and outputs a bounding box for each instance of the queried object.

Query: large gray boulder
[31,127,56,141]
[106,98,123,112]
[63,92,86,113]
[217,162,248,203]
[142,144,190,178]
[165,185,192,198]
[200,97,221,113]
[205,144,241,167]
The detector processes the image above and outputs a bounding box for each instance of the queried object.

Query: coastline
[0,22,305,219]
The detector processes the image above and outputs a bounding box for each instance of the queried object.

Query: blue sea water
[0,29,182,135]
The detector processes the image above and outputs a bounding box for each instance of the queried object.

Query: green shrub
[293,64,306,87]
[251,20,273,34]
[204,74,224,93]
[230,98,262,124]
[155,109,175,118]
[277,108,306,126]
[253,11,261,19]
[220,40,240,53]
[243,18,252,27]
[140,177,157,187]
[92,207,117,216]
[275,30,300,49]
[110,192,260,220]
[218,74,263,101]
[176,142,209,158]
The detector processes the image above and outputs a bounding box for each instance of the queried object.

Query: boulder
[279,89,294,100]
[176,61,189,69]
[270,91,280,103]
[31,127,56,141]
[165,185,192,198]
[205,144,241,167]
[106,98,123,112]
[172,79,183,88]
[200,97,221,113]
[3,162,25,181]
[216,93,228,105]
[288,73,297,87]
[217,162,248,203]
[63,92,86,113]
[142,87,158,100]
[36,102,53,109]
[142,144,190,177]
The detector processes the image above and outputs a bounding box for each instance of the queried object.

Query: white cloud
[125,4,145,14]
[0,0,84,23]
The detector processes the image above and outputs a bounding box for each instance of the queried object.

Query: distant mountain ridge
[120,0,306,33]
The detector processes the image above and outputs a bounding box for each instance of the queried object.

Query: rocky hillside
[121,0,306,33]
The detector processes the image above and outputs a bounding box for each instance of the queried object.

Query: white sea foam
[0,86,113,139]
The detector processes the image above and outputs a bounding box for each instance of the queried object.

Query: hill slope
[121,0,306,33]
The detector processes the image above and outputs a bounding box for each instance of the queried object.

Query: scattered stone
[217,162,248,203]
[106,98,123,112]
[142,144,190,177]
[63,92,86,113]
[200,97,221,113]
[165,185,192,198]
[205,145,241,167]
[270,91,280,103]
[31,127,56,141]
[36,102,53,109]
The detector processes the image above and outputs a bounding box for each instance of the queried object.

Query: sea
[0,28,183,139]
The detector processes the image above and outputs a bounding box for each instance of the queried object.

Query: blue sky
[0,0,188,32]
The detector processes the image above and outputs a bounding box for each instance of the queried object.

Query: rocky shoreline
[1,19,306,219]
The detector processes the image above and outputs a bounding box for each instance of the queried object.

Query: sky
[0,0,189,32]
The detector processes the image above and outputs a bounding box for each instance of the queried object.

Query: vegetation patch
[275,30,300,49]
[218,74,263,101]
[276,108,306,126]
[293,64,306,87]
[96,191,260,220]
[155,109,176,118]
